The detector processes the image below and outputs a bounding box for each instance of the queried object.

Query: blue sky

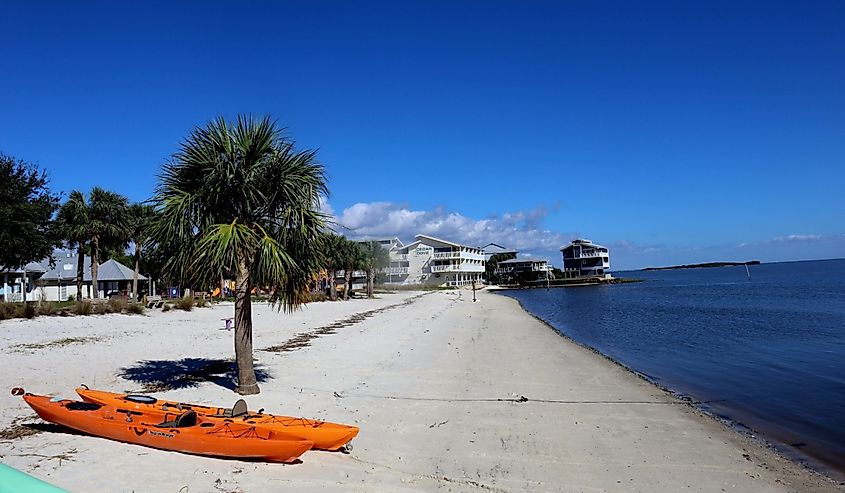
[2,1,843,269]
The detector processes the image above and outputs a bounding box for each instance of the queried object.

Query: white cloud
[772,234,822,242]
[327,200,573,261]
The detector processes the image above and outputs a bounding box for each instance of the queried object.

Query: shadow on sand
[117,358,270,392]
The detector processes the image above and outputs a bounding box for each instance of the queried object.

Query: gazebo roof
[92,259,147,281]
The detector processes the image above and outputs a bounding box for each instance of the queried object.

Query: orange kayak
[76,387,359,451]
[14,389,313,463]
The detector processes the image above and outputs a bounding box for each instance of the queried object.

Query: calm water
[501,259,845,476]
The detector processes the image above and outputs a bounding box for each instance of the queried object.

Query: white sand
[0,290,840,492]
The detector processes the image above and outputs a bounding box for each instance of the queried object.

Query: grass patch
[175,295,194,311]
[162,303,172,312]
[73,300,93,315]
[308,292,328,302]
[126,302,145,315]
[195,297,209,308]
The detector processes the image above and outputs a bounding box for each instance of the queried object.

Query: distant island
[642,260,760,271]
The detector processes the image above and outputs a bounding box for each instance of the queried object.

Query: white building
[560,239,610,277]
[1,250,147,302]
[387,234,485,287]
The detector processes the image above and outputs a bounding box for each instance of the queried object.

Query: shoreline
[497,290,845,485]
[1,289,842,492]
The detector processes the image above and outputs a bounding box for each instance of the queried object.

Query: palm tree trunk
[219,275,225,299]
[132,243,142,302]
[91,235,100,299]
[344,267,352,300]
[329,270,337,301]
[234,257,259,395]
[76,244,85,300]
[367,268,374,298]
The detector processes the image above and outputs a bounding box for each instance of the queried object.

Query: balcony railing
[386,267,409,275]
[433,251,461,259]
[569,250,608,259]
[392,254,408,261]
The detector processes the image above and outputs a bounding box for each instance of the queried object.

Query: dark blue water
[501,259,845,476]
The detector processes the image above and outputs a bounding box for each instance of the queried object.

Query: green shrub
[126,302,145,315]
[16,303,37,319]
[308,292,328,302]
[175,295,194,311]
[36,302,56,316]
[108,298,127,313]
[73,300,93,315]
[162,303,172,312]
[195,297,209,308]
[0,303,13,320]
[93,303,112,315]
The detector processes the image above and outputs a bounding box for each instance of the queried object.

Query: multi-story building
[560,239,610,277]
[387,234,485,286]
[494,258,551,283]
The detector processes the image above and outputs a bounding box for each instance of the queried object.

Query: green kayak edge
[0,463,69,493]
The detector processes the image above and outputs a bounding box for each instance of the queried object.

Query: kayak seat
[157,410,197,428]
[212,399,248,418]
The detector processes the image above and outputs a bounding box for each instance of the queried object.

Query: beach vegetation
[127,203,158,300]
[341,240,367,300]
[320,233,346,301]
[175,295,195,311]
[73,300,93,315]
[57,188,130,299]
[56,191,90,300]
[162,303,172,312]
[360,240,390,298]
[0,154,61,278]
[36,302,56,316]
[125,302,145,314]
[152,115,327,395]
[87,188,130,299]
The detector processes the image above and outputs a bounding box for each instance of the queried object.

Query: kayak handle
[80,383,90,390]
[11,387,24,396]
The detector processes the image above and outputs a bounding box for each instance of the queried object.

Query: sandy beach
[0,289,840,492]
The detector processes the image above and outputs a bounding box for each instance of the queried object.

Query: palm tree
[320,233,346,301]
[341,240,366,300]
[361,241,390,298]
[56,190,89,300]
[153,115,328,395]
[127,203,157,300]
[88,187,129,298]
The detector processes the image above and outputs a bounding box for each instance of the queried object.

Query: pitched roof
[94,259,147,281]
[38,250,92,281]
[482,243,518,255]
[416,234,480,249]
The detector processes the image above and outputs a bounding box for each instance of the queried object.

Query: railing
[430,264,456,273]
[386,267,409,275]
[569,250,608,259]
[433,251,461,259]
[391,254,408,261]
